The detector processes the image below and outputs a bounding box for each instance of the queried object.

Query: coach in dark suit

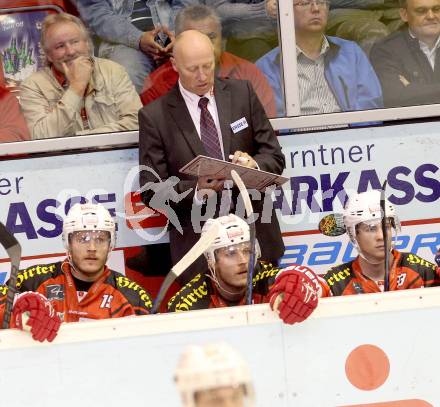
[138,30,285,284]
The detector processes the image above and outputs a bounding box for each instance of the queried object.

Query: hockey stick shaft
[380,181,390,292]
[151,222,220,314]
[0,223,21,329]
[231,170,256,305]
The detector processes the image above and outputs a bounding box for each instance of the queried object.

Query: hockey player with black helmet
[14,203,153,322]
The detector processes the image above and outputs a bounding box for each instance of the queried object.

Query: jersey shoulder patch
[398,252,438,287]
[399,252,436,272]
[16,262,61,291]
[322,261,355,296]
[252,261,281,295]
[112,271,153,311]
[167,273,210,312]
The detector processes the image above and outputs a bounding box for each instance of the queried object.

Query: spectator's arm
[19,77,81,140]
[170,0,269,29]
[75,0,143,49]
[354,44,383,109]
[370,42,440,107]
[0,89,30,142]
[249,65,277,117]
[330,0,387,9]
[206,0,267,21]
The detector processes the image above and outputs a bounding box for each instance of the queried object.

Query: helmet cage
[343,190,401,250]
[203,215,258,267]
[62,203,116,251]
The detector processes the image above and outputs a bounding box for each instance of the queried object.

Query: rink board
[0,120,438,278]
[0,287,439,406]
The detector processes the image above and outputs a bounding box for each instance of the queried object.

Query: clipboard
[179,155,289,191]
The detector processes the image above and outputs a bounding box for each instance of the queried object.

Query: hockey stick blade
[230,170,256,305]
[151,222,220,314]
[318,213,346,237]
[0,223,21,329]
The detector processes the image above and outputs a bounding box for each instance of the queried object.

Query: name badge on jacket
[230,117,248,134]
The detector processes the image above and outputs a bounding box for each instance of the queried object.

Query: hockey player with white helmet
[268,189,440,321]
[15,203,153,322]
[343,189,400,265]
[167,214,319,325]
[318,190,439,296]
[175,342,255,407]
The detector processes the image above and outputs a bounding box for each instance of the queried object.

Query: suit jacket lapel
[167,85,206,157]
[214,79,232,158]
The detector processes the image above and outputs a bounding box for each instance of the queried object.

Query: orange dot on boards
[345,344,390,391]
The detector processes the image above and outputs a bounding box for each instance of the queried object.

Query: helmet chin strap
[66,251,83,279]
[357,247,390,266]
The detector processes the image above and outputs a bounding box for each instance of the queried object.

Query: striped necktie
[198,97,223,160]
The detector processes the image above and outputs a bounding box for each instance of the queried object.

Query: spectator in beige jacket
[19,13,141,140]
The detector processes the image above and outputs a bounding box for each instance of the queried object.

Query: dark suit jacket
[370,28,440,107]
[138,78,285,281]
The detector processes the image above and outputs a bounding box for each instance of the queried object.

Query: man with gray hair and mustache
[19,13,141,140]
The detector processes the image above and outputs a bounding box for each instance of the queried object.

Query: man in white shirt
[370,0,440,107]
[138,30,285,284]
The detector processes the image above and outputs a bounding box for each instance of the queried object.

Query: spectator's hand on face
[63,56,93,97]
[265,0,278,19]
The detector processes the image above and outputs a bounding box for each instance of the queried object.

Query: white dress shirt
[178,80,225,160]
[178,81,227,204]
[409,29,440,70]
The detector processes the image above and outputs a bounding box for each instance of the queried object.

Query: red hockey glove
[269,264,320,325]
[11,292,61,342]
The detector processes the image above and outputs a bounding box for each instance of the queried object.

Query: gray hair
[174,5,221,36]
[41,13,93,62]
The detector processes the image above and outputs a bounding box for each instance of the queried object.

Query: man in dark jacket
[139,30,285,285]
[370,0,440,107]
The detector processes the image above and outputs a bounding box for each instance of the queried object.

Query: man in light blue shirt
[256,0,383,116]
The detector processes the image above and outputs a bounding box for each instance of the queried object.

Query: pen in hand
[228,154,248,164]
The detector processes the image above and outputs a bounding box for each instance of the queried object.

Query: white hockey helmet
[343,190,400,246]
[175,343,255,407]
[202,214,260,266]
[62,203,116,250]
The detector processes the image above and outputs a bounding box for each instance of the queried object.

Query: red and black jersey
[15,260,152,322]
[320,250,439,297]
[167,261,280,312]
